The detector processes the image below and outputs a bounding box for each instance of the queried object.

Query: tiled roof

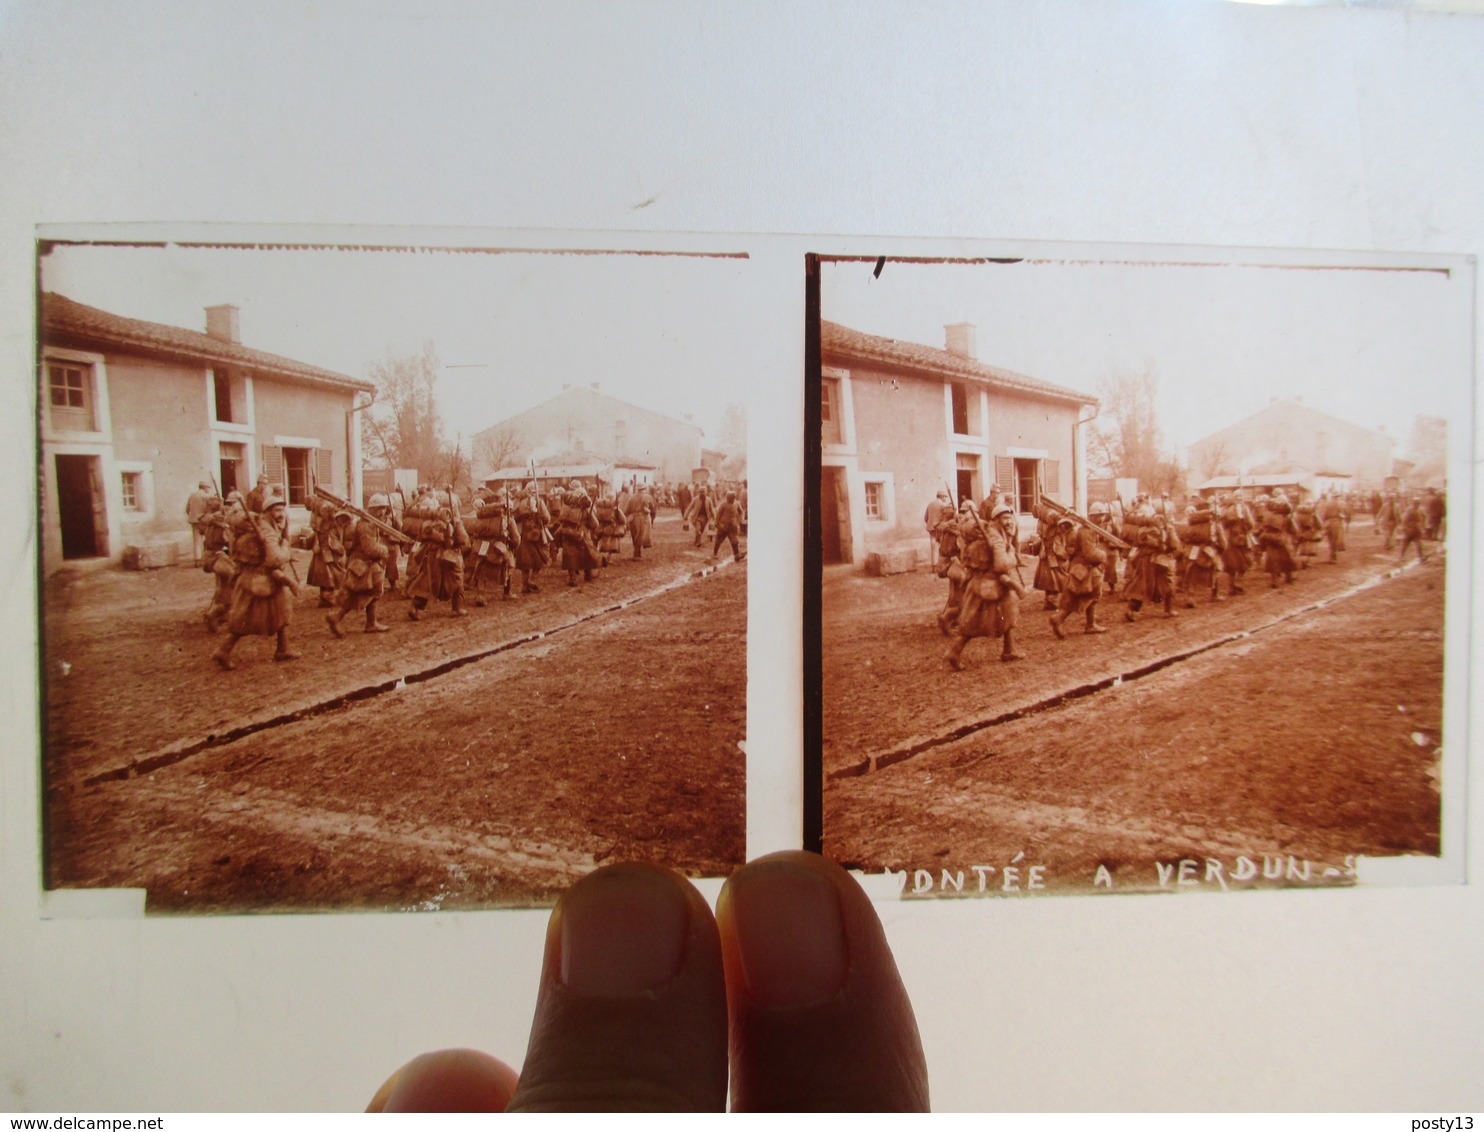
[41,292,374,393]
[820,320,1095,406]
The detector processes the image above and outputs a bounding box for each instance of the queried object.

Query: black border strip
[803,254,823,853]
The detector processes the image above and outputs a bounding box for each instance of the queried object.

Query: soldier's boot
[273,629,301,662]
[936,610,954,637]
[567,569,579,587]
[585,568,596,582]
[1210,584,1223,602]
[1230,579,1245,595]
[364,603,390,633]
[451,591,469,618]
[408,598,425,621]
[1049,610,1067,640]
[326,608,345,639]
[211,635,240,671]
[945,635,968,671]
[1084,608,1108,634]
[1163,597,1179,618]
[1000,630,1026,662]
[1125,600,1142,622]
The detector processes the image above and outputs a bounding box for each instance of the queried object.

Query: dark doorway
[956,469,974,506]
[821,465,849,564]
[219,442,245,496]
[55,454,105,559]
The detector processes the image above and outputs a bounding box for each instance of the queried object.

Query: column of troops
[191,477,746,671]
[926,484,1441,671]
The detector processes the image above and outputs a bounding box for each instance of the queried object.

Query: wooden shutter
[994,456,1015,492]
[314,447,334,491]
[1044,458,1061,500]
[261,445,284,492]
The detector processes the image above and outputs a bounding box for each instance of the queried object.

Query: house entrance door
[820,465,849,564]
[55,454,105,559]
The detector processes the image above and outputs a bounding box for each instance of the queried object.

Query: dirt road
[43,516,746,912]
[822,525,1445,896]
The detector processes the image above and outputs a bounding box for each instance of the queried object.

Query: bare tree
[1195,436,1235,483]
[472,424,525,477]
[362,341,446,481]
[1090,365,1184,496]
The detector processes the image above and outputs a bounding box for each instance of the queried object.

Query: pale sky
[39,242,754,445]
[821,254,1473,459]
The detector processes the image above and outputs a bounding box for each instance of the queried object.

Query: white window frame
[115,460,155,518]
[204,367,255,435]
[41,348,111,444]
[945,379,984,439]
[859,471,896,526]
[821,366,857,456]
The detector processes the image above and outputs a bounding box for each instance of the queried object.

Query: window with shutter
[314,447,334,491]
[1044,459,1060,499]
[262,445,284,493]
[995,456,1015,493]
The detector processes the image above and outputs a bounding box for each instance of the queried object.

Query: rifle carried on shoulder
[1038,492,1131,552]
[313,485,415,546]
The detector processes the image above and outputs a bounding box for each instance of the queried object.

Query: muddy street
[822,525,1445,895]
[43,517,747,912]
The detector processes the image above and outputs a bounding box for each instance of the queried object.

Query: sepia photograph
[809,248,1471,898]
[38,236,750,913]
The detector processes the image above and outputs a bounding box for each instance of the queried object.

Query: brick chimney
[205,304,241,344]
[945,323,976,360]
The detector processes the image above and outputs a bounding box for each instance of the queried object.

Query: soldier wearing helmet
[327,494,396,637]
[1050,508,1112,639]
[945,500,1026,669]
[211,492,300,670]
[514,480,552,593]
[1089,502,1124,594]
[685,483,716,547]
[406,502,471,619]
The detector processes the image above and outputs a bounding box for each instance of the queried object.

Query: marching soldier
[622,482,655,559]
[210,492,300,670]
[514,480,552,593]
[465,493,520,603]
[1259,491,1299,587]
[1294,499,1324,569]
[1219,491,1256,594]
[1049,514,1110,637]
[327,494,395,636]
[1178,498,1225,605]
[945,502,1026,669]
[594,489,627,567]
[1030,499,1071,611]
[711,490,746,562]
[558,481,601,586]
[686,484,716,547]
[1089,502,1121,594]
[407,500,470,619]
[934,498,969,636]
[1123,505,1181,620]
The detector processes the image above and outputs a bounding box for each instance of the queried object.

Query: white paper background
[2,0,1481,1112]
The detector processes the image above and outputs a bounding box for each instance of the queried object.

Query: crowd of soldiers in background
[184,474,747,670]
[925,483,1445,671]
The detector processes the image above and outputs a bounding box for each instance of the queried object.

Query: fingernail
[559,865,689,997]
[726,860,847,1008]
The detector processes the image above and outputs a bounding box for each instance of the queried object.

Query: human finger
[506,862,728,1112]
[366,1048,519,1112]
[718,851,929,1112]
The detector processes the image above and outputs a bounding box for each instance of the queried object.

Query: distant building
[469,384,703,486]
[40,292,374,573]
[820,319,1097,567]
[1185,398,1394,492]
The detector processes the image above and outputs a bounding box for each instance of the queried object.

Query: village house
[820,320,1098,568]
[469,383,705,486]
[39,292,375,574]
[1185,398,1396,495]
